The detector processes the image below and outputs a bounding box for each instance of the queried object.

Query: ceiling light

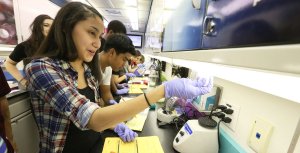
[127,9,139,30]
[69,0,91,6]
[164,0,182,10]
[125,0,137,7]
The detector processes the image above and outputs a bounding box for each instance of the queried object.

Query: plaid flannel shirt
[26,57,101,153]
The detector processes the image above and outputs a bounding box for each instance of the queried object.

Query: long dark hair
[25,14,53,56]
[34,2,103,80]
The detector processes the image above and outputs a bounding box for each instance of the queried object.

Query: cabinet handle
[192,0,201,10]
[203,16,218,36]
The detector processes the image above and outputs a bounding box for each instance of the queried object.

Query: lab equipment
[183,99,205,119]
[173,120,218,153]
[114,123,138,142]
[157,97,182,125]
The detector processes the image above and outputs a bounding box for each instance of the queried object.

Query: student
[100,20,127,48]
[4,14,53,88]
[127,49,142,73]
[0,68,16,153]
[25,2,212,153]
[100,21,135,91]
[97,20,133,105]
[132,54,146,77]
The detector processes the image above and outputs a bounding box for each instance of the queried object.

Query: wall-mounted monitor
[127,34,143,48]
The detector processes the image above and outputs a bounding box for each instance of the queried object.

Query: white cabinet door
[11,111,39,153]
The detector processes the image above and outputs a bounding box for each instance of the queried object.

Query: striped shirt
[26,57,101,153]
[0,136,7,153]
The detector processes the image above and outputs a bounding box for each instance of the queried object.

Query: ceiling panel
[89,0,152,33]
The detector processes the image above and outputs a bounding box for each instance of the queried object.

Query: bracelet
[143,93,151,107]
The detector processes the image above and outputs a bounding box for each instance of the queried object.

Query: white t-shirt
[100,66,112,85]
[98,53,112,85]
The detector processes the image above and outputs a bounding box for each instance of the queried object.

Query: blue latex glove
[125,73,136,80]
[108,99,118,105]
[114,123,138,142]
[164,77,213,99]
[116,88,129,95]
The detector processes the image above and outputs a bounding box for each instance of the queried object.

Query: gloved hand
[117,83,129,89]
[116,88,129,95]
[192,75,213,87]
[108,99,118,105]
[134,67,145,77]
[114,123,138,142]
[186,99,193,103]
[164,77,213,99]
[125,73,136,80]
[121,83,129,88]
[137,63,145,68]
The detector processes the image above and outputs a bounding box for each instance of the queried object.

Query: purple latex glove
[164,77,213,99]
[125,73,136,79]
[116,88,129,95]
[117,83,129,89]
[114,123,138,142]
[108,99,118,105]
[192,76,213,87]
[133,67,145,77]
[137,63,145,68]
[121,83,129,88]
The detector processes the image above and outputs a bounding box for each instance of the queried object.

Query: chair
[0,114,14,153]
[0,135,14,153]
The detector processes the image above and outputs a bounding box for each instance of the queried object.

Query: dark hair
[34,2,103,80]
[140,55,145,63]
[107,20,127,34]
[25,14,53,56]
[103,33,135,55]
[135,50,141,56]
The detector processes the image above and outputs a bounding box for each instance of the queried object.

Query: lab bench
[101,99,180,153]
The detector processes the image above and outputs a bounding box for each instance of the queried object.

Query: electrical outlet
[248,117,273,153]
[224,102,240,131]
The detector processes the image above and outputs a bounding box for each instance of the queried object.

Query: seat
[0,115,14,153]
[0,135,14,153]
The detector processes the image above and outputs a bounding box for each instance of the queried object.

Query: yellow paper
[119,140,137,153]
[102,136,164,153]
[137,136,164,153]
[102,137,120,153]
[125,108,149,131]
[128,85,144,94]
[128,84,149,94]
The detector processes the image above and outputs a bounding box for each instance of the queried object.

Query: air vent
[104,9,122,16]
[49,0,68,7]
